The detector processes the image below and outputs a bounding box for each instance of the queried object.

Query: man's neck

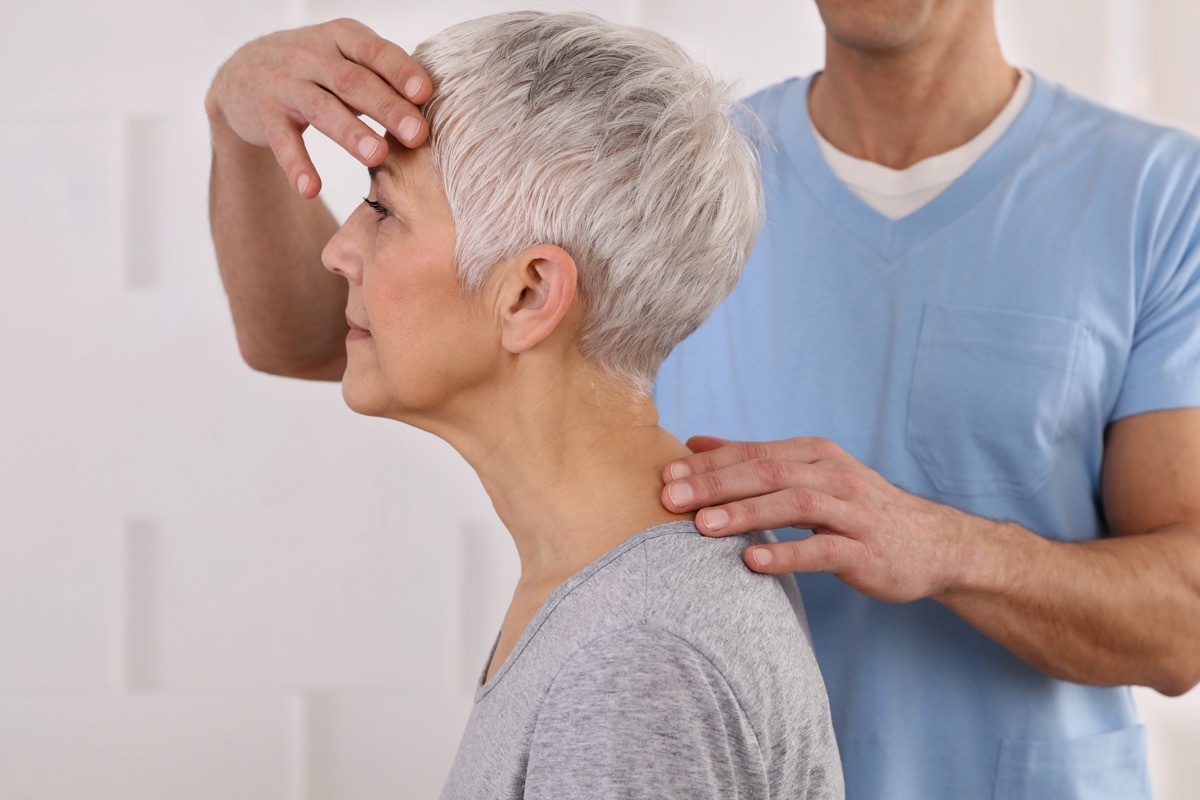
[809,13,1017,169]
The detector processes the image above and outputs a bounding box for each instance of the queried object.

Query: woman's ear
[497,244,578,355]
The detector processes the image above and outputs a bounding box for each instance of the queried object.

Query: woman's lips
[346,314,372,341]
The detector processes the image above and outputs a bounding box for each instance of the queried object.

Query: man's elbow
[237,340,345,381]
[1146,645,1200,697]
[1151,665,1200,698]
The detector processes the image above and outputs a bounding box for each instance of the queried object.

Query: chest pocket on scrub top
[905,304,1084,496]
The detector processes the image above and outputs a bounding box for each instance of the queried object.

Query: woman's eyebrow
[367,162,397,182]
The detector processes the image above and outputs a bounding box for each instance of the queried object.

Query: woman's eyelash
[362,197,391,218]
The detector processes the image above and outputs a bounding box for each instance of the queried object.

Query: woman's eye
[362,197,392,219]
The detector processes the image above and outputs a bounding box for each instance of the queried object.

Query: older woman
[319,11,841,799]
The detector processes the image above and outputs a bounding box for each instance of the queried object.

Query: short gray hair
[413,11,763,391]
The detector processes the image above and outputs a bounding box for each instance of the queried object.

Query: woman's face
[322,143,500,424]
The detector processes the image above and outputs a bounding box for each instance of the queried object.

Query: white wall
[1,0,1197,797]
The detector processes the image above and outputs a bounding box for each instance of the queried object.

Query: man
[206,2,1200,798]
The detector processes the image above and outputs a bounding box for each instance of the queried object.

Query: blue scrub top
[655,73,1200,800]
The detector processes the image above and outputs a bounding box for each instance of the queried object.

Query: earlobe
[499,245,578,355]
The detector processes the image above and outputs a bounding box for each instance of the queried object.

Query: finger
[666,436,843,481]
[266,123,322,198]
[690,486,849,537]
[743,534,863,576]
[665,437,768,482]
[663,458,841,513]
[329,18,432,101]
[328,19,432,145]
[291,84,390,167]
[314,59,428,147]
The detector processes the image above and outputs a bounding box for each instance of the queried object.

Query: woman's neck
[432,362,695,590]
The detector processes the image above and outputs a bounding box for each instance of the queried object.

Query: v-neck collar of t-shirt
[473,520,700,703]
[811,69,1034,220]
[775,70,1057,263]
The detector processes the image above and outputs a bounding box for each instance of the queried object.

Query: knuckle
[837,470,866,496]
[266,125,297,155]
[696,473,724,500]
[341,116,370,147]
[375,98,407,131]
[357,36,385,65]
[279,149,310,179]
[291,44,322,74]
[785,487,818,516]
[385,61,414,92]
[304,90,332,122]
[798,534,835,565]
[333,67,363,95]
[740,441,770,461]
[811,437,841,460]
[751,458,787,488]
[817,535,843,563]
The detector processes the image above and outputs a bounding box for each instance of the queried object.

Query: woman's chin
[341,379,432,425]
[340,379,387,417]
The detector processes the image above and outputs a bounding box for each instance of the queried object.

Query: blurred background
[1,0,1197,797]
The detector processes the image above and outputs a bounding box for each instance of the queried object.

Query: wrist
[205,102,277,174]
[935,514,1039,602]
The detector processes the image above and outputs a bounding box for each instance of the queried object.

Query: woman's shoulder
[634,522,808,632]
[550,520,824,692]
[557,523,841,795]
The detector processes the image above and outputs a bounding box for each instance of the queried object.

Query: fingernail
[752,548,773,568]
[398,116,420,143]
[404,76,423,100]
[702,508,729,531]
[358,136,380,160]
[297,174,310,195]
[669,462,692,480]
[667,482,694,508]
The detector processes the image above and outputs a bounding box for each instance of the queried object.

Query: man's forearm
[937,517,1200,696]
[207,106,348,379]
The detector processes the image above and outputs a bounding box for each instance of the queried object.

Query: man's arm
[659,408,1200,696]
[208,112,346,379]
[205,19,431,378]
[937,408,1200,696]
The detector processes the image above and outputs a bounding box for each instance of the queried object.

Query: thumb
[685,434,734,454]
[743,534,856,576]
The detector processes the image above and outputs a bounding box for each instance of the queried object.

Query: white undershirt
[811,69,1033,220]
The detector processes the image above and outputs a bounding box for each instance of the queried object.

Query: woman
[321,11,842,798]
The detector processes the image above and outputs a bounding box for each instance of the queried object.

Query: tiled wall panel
[306,690,474,800]
[638,0,824,92]
[1137,686,1200,800]
[0,694,297,800]
[997,0,1116,105]
[0,0,300,115]
[0,516,120,688]
[456,520,520,691]
[1150,0,1200,129]
[141,512,460,690]
[299,0,638,55]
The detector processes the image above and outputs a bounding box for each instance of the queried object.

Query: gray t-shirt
[440,521,844,799]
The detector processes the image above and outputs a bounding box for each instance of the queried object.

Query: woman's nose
[322,222,363,283]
